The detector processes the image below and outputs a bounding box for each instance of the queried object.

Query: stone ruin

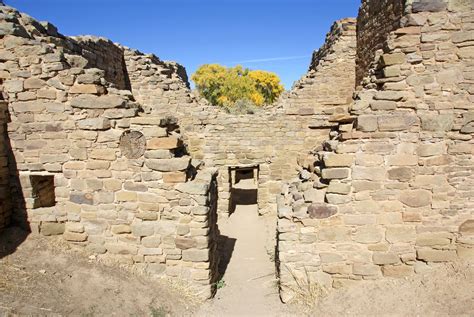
[0,0,473,302]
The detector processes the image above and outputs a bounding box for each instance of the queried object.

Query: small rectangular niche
[30,175,56,208]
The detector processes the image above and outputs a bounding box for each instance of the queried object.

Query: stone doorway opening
[228,165,259,215]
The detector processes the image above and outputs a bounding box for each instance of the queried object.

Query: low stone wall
[278,0,474,302]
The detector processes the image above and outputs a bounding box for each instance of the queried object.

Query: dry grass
[281,265,327,310]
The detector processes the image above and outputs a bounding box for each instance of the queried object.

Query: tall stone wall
[280,18,357,114]
[356,0,405,85]
[278,0,474,303]
[0,4,218,299]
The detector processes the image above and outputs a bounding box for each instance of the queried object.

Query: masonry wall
[356,0,405,85]
[0,4,217,299]
[278,0,474,303]
[72,36,131,90]
[280,18,357,113]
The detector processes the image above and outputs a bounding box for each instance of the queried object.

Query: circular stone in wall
[119,130,146,159]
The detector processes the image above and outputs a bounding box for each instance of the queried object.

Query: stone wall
[356,0,405,85]
[0,4,218,299]
[72,36,131,90]
[280,18,357,114]
[278,0,474,303]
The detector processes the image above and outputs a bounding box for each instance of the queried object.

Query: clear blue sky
[7,0,360,89]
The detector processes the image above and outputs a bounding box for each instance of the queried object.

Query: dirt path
[197,180,294,317]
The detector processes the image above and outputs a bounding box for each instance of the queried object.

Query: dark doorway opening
[228,165,259,215]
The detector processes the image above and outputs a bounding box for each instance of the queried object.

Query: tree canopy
[191,64,284,110]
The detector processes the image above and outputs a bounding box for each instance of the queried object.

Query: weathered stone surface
[459,220,474,235]
[175,237,197,250]
[145,157,190,172]
[326,182,351,194]
[182,249,209,262]
[388,167,413,182]
[378,115,417,131]
[420,114,453,132]
[322,168,350,180]
[175,182,209,195]
[373,252,399,265]
[417,249,457,262]
[399,190,432,207]
[63,231,88,242]
[382,265,413,277]
[412,0,447,12]
[386,226,416,243]
[353,263,381,276]
[147,137,182,150]
[70,192,93,205]
[307,203,337,219]
[303,189,325,203]
[163,172,187,183]
[77,118,111,130]
[324,154,354,167]
[70,95,127,109]
[40,222,65,236]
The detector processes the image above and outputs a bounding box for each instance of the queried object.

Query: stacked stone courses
[0,0,472,303]
[278,0,474,302]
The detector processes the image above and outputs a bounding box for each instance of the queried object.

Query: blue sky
[7,0,360,89]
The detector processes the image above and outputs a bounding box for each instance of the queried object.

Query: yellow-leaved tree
[192,64,284,113]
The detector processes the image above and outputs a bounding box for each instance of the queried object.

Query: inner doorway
[228,165,259,215]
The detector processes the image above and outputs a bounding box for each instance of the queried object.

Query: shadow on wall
[229,188,258,215]
[0,104,29,259]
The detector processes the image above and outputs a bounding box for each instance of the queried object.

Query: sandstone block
[326,194,351,205]
[307,203,337,219]
[412,0,447,12]
[417,249,457,262]
[321,168,350,180]
[90,149,116,161]
[378,115,417,131]
[387,155,418,166]
[182,249,209,262]
[318,226,350,241]
[374,91,405,102]
[416,232,452,246]
[69,84,105,94]
[24,77,46,89]
[145,150,173,159]
[327,182,351,194]
[145,157,190,172]
[459,220,474,235]
[388,167,413,182]
[352,263,381,276]
[111,224,131,234]
[373,252,399,265]
[70,95,127,109]
[105,243,138,255]
[386,226,416,243]
[382,265,414,277]
[147,137,182,150]
[70,192,93,205]
[40,222,65,236]
[77,118,111,130]
[322,263,352,275]
[353,226,383,244]
[357,115,378,132]
[324,154,354,167]
[381,53,406,66]
[163,172,187,183]
[399,189,432,207]
[63,231,88,242]
[420,114,453,132]
[175,237,197,250]
[65,222,84,233]
[131,222,155,237]
[352,167,385,181]
[417,142,445,157]
[303,189,325,203]
[175,182,209,195]
[116,191,137,202]
[142,236,161,248]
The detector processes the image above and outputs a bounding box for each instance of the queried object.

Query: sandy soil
[0,227,195,316]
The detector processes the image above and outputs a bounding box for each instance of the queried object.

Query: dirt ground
[0,227,196,317]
